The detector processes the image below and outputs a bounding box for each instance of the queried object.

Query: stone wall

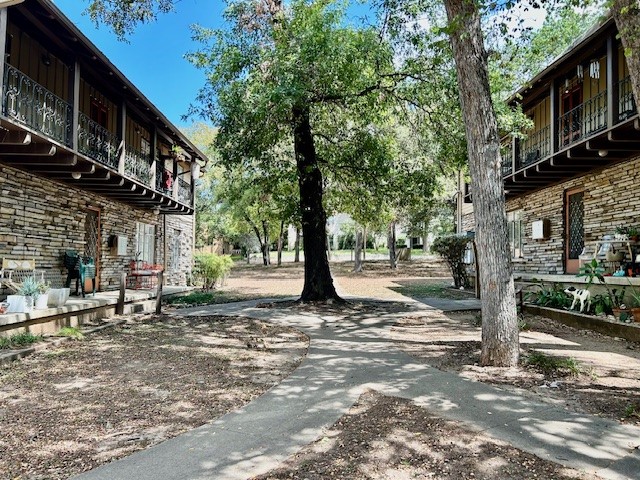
[461,155,640,275]
[0,165,194,294]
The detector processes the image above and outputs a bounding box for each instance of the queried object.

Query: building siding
[462,154,640,275]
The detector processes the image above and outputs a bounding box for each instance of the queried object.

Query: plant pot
[34,293,49,310]
[631,307,640,323]
[612,307,632,323]
[47,288,70,307]
[6,294,34,313]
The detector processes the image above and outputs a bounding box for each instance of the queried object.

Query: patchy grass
[0,332,44,349]
[623,403,640,420]
[390,282,472,300]
[56,327,85,340]
[525,351,581,377]
[165,290,290,307]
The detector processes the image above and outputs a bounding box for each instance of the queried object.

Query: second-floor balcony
[0,65,195,214]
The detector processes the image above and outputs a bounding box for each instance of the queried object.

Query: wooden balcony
[500,77,639,199]
[0,65,195,214]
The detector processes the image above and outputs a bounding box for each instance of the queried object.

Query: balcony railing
[124,145,151,186]
[177,176,192,206]
[501,142,513,176]
[2,65,72,145]
[558,91,607,148]
[618,76,637,121]
[518,125,551,169]
[78,113,120,170]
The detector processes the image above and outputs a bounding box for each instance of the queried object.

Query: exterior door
[565,189,584,274]
[84,208,101,291]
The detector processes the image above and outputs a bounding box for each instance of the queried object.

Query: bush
[525,281,571,309]
[431,235,470,288]
[194,254,234,290]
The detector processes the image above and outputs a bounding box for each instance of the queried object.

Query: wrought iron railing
[518,125,551,169]
[177,176,193,206]
[618,76,637,121]
[501,142,513,176]
[124,145,151,186]
[2,65,72,146]
[77,113,120,169]
[558,91,607,147]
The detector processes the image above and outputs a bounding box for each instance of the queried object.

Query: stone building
[0,0,207,296]
[462,15,639,283]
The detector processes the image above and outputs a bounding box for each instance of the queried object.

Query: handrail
[2,64,72,146]
[78,112,120,169]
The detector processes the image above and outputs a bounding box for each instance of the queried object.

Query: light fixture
[598,149,608,157]
[564,78,570,94]
[152,207,160,215]
[576,64,584,81]
[71,172,82,179]
[589,59,600,80]
[41,53,51,67]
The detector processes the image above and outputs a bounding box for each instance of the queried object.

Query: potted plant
[7,277,39,313]
[628,227,639,242]
[34,281,50,310]
[609,287,630,322]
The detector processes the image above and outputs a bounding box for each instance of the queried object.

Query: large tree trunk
[261,220,270,266]
[444,0,518,367]
[422,222,429,253]
[388,220,397,270]
[353,227,364,273]
[277,220,284,266]
[292,105,341,302]
[294,226,300,263]
[613,0,640,103]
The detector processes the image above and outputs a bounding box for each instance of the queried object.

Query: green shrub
[525,281,571,309]
[431,235,470,288]
[193,254,234,290]
[56,327,85,340]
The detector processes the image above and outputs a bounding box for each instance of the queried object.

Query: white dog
[564,286,591,313]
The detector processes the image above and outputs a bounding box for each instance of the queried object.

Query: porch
[0,285,192,338]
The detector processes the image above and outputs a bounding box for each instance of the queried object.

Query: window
[507,210,523,259]
[135,222,155,264]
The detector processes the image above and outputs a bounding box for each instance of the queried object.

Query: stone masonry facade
[461,154,640,275]
[0,165,194,297]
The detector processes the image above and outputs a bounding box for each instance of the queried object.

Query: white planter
[47,288,70,307]
[34,293,49,310]
[6,295,34,313]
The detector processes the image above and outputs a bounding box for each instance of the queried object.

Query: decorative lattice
[568,192,584,259]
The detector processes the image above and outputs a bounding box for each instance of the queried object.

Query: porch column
[172,155,178,200]
[550,78,558,154]
[118,101,126,174]
[607,34,619,127]
[0,8,8,103]
[511,134,517,172]
[150,126,157,191]
[71,61,80,151]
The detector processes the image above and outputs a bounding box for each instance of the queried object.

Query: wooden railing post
[117,272,126,314]
[155,270,163,314]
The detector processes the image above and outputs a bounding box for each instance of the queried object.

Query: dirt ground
[1,257,639,479]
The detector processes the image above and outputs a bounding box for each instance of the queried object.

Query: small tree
[194,254,234,290]
[431,235,470,289]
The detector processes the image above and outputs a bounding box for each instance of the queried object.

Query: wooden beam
[608,129,640,142]
[586,140,640,152]
[2,154,76,165]
[31,163,96,174]
[0,131,31,145]
[0,143,56,156]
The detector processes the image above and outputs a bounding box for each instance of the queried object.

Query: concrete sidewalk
[75,298,640,480]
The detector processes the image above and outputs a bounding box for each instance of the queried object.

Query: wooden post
[155,270,163,314]
[117,272,126,314]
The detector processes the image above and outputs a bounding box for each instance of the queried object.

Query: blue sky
[52,0,377,129]
[53,0,225,128]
